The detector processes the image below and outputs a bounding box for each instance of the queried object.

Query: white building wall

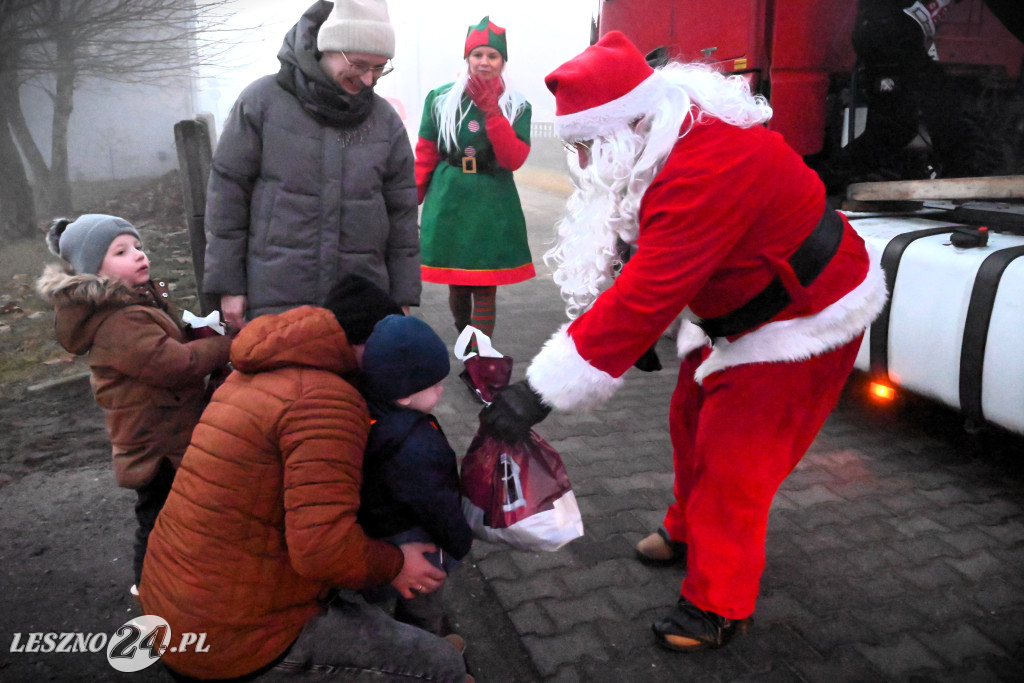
[21,72,196,182]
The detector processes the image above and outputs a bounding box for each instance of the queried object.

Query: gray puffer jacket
[203,1,420,314]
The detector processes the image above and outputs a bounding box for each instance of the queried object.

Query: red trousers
[663,338,861,619]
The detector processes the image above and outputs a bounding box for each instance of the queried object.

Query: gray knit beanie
[45,214,140,276]
[317,0,395,59]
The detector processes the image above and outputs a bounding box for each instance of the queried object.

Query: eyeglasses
[562,141,591,153]
[340,51,394,78]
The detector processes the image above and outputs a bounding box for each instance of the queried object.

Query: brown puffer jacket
[140,305,404,680]
[35,264,232,488]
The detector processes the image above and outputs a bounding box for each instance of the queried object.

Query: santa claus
[481,31,888,651]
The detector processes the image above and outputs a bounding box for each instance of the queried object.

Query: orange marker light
[869,382,896,401]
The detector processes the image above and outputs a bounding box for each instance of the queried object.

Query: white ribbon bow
[454,325,503,360]
[182,310,226,336]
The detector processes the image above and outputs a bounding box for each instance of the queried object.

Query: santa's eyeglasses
[561,141,591,154]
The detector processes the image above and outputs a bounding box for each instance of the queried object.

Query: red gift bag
[454,326,513,405]
[460,423,584,551]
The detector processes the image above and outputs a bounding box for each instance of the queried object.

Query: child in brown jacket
[36,214,232,589]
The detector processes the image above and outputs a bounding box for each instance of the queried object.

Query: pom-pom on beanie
[45,214,140,276]
[362,315,450,401]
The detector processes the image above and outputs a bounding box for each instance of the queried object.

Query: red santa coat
[527,118,887,407]
[526,117,887,619]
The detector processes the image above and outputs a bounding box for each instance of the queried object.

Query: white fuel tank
[850,214,1024,435]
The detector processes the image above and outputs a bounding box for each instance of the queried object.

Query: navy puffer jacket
[359,404,474,560]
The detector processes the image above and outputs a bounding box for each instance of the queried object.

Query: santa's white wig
[432,68,528,154]
[545,62,773,319]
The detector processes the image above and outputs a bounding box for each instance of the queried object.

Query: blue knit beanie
[362,315,450,400]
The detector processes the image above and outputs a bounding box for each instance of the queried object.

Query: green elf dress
[415,83,536,286]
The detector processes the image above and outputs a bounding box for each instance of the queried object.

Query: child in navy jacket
[358,314,473,635]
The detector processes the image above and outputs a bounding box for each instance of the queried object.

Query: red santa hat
[544,31,666,142]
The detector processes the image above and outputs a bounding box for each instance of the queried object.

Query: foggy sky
[197,0,596,134]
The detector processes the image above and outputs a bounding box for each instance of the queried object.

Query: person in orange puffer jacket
[139,275,469,682]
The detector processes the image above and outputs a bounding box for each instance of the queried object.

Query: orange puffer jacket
[140,306,404,680]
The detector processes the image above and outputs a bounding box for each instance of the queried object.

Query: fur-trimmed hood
[36,263,172,356]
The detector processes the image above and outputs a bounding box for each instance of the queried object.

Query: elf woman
[414,16,535,340]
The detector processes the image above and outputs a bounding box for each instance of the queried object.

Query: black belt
[446,151,497,174]
[698,208,845,339]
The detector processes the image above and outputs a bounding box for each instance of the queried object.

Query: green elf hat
[464,16,508,61]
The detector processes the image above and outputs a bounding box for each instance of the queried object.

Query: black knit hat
[323,274,403,345]
[362,315,450,401]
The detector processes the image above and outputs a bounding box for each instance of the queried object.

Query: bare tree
[0,0,246,240]
[0,0,46,236]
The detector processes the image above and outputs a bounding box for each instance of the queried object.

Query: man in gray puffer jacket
[204,0,421,330]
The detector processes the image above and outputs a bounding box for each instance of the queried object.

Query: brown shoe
[444,634,473,682]
[636,527,687,566]
[443,633,466,654]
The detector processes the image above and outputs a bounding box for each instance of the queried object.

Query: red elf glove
[466,77,530,171]
[465,75,503,119]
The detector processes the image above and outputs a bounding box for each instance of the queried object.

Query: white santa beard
[544,138,652,319]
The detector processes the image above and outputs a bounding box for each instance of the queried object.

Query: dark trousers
[362,527,461,635]
[133,459,176,585]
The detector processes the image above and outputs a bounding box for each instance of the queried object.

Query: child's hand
[189,327,220,340]
[390,542,445,599]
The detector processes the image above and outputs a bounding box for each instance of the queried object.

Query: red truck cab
[596,0,1022,158]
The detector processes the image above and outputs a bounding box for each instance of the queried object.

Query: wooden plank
[173,119,219,316]
[847,175,1024,202]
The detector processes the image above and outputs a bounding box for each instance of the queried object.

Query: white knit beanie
[317,0,395,59]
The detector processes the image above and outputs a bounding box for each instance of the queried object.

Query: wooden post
[173,118,219,316]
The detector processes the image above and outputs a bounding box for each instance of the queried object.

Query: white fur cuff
[675,319,711,359]
[526,324,624,412]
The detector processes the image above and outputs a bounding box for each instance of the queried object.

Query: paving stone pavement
[1,176,1022,682]
[431,182,1024,682]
